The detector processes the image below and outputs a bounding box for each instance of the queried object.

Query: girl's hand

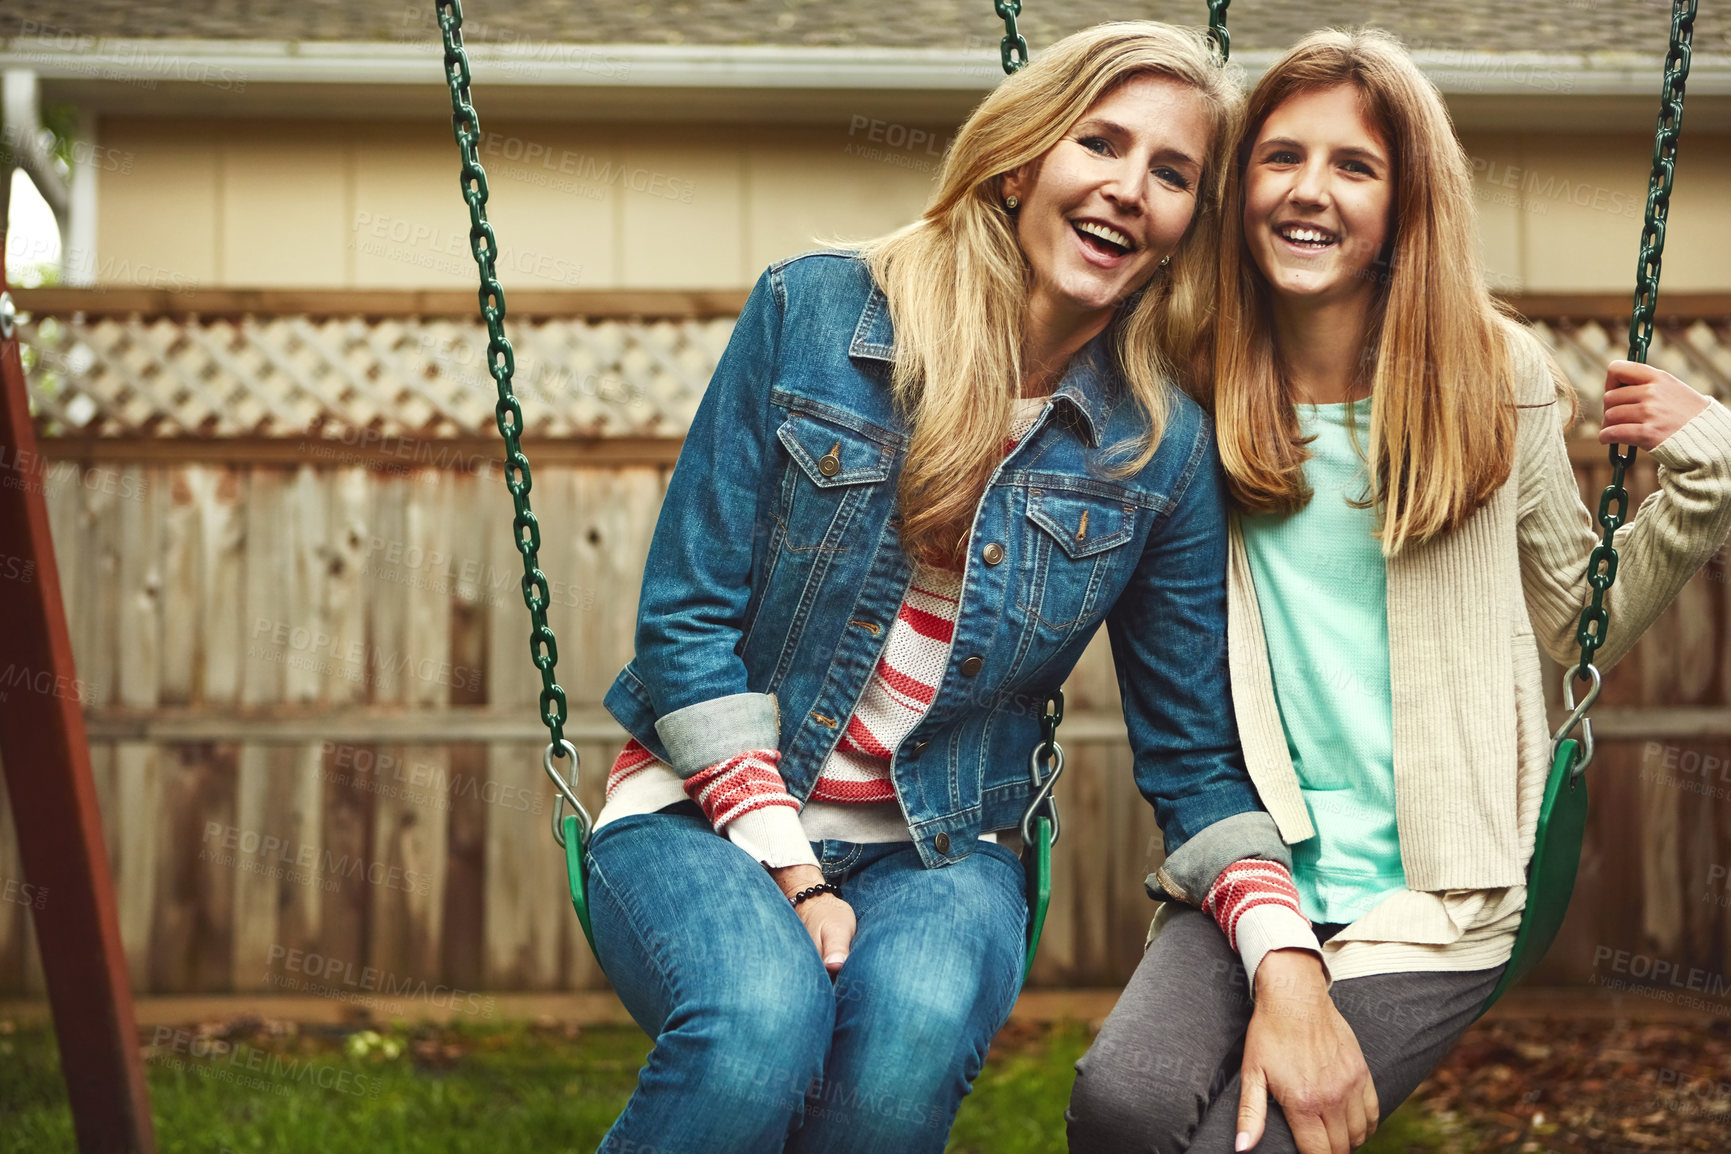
[1237,950,1377,1153]
[771,864,856,975]
[1600,360,1712,450]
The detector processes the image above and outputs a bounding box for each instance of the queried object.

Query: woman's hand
[771,864,856,975]
[1237,950,1377,1153]
[1600,360,1712,450]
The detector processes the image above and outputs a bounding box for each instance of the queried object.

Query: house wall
[93,115,1731,294]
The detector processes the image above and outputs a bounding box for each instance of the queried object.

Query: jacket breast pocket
[772,412,894,555]
[1017,486,1138,638]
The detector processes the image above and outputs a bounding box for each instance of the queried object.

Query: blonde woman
[586,21,1326,1154]
[1069,28,1731,1154]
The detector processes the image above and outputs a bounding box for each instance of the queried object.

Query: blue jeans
[586,802,1028,1154]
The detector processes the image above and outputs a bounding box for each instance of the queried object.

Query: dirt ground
[1412,1014,1731,1152]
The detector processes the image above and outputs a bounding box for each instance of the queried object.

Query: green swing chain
[1206,0,1231,60]
[433,0,586,847]
[1554,0,1695,777]
[994,0,1029,73]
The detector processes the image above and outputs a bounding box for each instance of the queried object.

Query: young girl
[1069,28,1731,1154]
[586,22,1323,1154]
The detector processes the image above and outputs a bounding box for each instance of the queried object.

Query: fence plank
[1639,756,1685,956]
[196,468,246,706]
[264,470,328,982]
[43,461,83,665]
[364,475,412,981]
[373,471,454,982]
[158,469,246,996]
[484,462,563,990]
[157,468,202,705]
[1068,742,1113,984]
[442,474,488,992]
[228,745,280,993]
[277,465,369,981]
[230,471,287,989]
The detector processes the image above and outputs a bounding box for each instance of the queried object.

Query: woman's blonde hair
[1208,28,1519,555]
[857,21,1242,568]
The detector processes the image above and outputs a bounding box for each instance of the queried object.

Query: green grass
[0,1018,1471,1153]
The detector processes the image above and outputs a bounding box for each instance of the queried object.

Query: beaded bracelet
[789,882,841,908]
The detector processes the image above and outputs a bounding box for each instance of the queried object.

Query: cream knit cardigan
[1228,325,1731,981]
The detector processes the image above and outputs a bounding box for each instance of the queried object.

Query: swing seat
[1479,736,1591,1014]
[1022,815,1055,981]
[563,812,598,959]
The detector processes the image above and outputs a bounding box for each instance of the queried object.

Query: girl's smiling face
[1002,74,1210,321]
[1243,83,1394,307]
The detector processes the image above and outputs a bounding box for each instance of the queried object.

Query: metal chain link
[993,0,1029,73]
[1572,0,1695,678]
[1557,0,1694,771]
[435,0,569,756]
[1206,0,1231,61]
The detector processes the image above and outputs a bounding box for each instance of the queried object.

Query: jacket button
[960,655,984,677]
[817,448,842,477]
[982,542,1005,566]
[934,832,951,854]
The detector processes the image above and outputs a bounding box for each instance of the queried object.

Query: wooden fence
[1,291,1729,1001]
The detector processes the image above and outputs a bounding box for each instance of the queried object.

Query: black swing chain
[1570,0,1695,685]
[435,0,569,754]
[994,0,1029,74]
[1206,0,1231,61]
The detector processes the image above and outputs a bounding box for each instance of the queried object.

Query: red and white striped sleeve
[606,739,817,869]
[1202,858,1327,994]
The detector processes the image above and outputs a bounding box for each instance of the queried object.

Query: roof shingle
[4,1,1720,57]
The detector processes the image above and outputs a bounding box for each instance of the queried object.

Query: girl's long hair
[857,22,1242,568]
[1209,28,1519,555]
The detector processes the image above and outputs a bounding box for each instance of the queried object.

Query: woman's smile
[1071,216,1139,266]
[1244,83,1393,307]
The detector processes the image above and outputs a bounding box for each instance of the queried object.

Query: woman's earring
[1005,195,1020,210]
[1158,255,1171,269]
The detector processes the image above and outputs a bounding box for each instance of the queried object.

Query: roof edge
[2,39,1730,96]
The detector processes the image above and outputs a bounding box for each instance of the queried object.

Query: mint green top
[1240,399,1405,924]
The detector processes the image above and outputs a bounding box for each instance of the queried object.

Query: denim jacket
[603,250,1288,899]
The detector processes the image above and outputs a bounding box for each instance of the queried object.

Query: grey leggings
[1066,905,1504,1153]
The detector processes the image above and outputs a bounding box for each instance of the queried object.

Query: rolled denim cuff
[1145,811,1292,905]
[654,692,781,779]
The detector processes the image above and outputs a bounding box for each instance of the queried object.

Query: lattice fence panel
[19,311,1731,440]
[20,312,734,439]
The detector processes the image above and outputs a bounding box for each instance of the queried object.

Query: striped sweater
[808,567,964,804]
